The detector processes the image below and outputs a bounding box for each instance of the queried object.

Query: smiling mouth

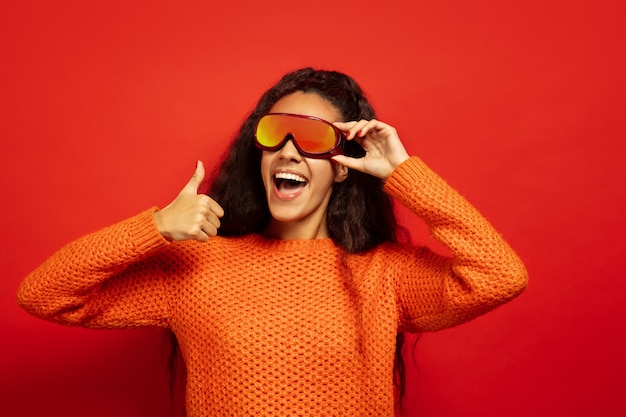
[274,172,308,195]
[274,172,308,189]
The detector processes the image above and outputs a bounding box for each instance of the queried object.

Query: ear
[333,162,349,183]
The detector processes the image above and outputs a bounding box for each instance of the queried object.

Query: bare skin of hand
[331,119,410,180]
[154,161,224,242]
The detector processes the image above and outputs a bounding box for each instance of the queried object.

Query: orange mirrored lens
[256,114,337,153]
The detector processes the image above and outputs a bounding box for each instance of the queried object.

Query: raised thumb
[181,160,205,195]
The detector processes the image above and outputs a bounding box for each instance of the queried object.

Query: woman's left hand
[332,119,410,180]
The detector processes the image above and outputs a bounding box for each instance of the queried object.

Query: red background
[1,1,624,416]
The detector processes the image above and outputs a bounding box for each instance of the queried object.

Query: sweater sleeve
[17,208,174,329]
[383,157,528,332]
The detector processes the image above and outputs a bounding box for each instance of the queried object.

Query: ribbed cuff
[384,157,434,200]
[125,207,170,256]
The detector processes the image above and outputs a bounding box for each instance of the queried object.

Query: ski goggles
[254,113,346,159]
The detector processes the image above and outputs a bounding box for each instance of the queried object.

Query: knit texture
[18,157,528,416]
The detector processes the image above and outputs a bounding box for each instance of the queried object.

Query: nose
[276,136,302,161]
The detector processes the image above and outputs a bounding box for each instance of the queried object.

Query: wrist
[153,210,173,241]
[384,153,410,180]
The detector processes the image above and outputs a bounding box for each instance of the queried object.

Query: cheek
[260,153,272,189]
[310,160,337,188]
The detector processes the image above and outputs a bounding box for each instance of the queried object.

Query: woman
[18,67,528,416]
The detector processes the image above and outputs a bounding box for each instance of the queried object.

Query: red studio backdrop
[1,1,624,416]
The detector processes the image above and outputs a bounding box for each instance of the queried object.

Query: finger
[354,119,381,137]
[205,211,222,231]
[348,119,374,140]
[333,121,360,139]
[333,121,358,131]
[201,220,219,238]
[197,195,225,219]
[342,120,365,140]
[181,160,205,195]
[194,229,210,242]
[356,119,393,141]
[182,221,209,242]
[208,199,225,218]
[189,216,216,241]
[196,198,222,235]
[331,155,365,172]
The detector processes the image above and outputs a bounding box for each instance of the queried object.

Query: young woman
[17,67,528,416]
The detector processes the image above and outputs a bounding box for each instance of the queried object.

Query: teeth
[274,172,307,183]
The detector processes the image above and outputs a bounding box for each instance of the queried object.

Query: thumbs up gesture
[154,161,225,242]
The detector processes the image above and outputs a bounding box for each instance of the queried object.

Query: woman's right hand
[154,161,224,242]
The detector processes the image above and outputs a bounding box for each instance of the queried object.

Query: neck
[263,218,329,240]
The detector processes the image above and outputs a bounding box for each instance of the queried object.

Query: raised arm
[384,157,528,332]
[333,119,528,332]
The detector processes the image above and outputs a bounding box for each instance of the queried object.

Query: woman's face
[260,91,348,240]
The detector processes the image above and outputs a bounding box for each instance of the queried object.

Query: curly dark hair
[167,67,415,415]
[208,67,397,253]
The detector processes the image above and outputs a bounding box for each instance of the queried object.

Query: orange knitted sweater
[18,157,528,416]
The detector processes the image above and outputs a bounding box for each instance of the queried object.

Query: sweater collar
[238,233,339,253]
